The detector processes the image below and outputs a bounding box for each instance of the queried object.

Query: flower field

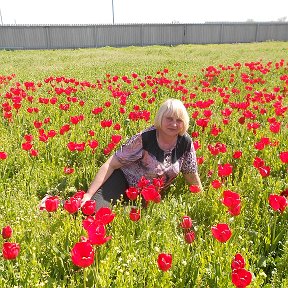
[0,43,287,287]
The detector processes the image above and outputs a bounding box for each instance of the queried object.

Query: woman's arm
[183,172,203,191]
[81,155,123,205]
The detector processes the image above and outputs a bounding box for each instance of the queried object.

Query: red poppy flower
[210,124,222,136]
[157,253,172,271]
[141,185,161,203]
[47,130,57,138]
[44,117,51,124]
[3,111,13,120]
[39,133,49,143]
[231,268,252,288]
[137,176,150,188]
[100,119,112,128]
[197,156,204,165]
[30,149,38,157]
[33,120,42,129]
[113,123,121,130]
[88,130,95,136]
[81,200,96,216]
[2,225,13,239]
[82,216,95,231]
[253,157,265,168]
[184,231,195,244]
[211,223,232,243]
[238,116,245,124]
[87,222,112,245]
[88,139,98,150]
[152,177,165,190]
[0,152,8,160]
[192,111,199,119]
[64,197,81,214]
[191,131,199,138]
[2,242,20,260]
[59,124,70,135]
[125,187,139,201]
[221,190,241,208]
[231,253,245,270]
[268,194,287,213]
[59,103,70,111]
[270,121,281,133]
[129,207,141,222]
[22,142,33,151]
[72,190,85,200]
[211,179,222,189]
[193,140,201,150]
[279,151,288,164]
[95,207,115,225]
[228,204,241,216]
[103,147,112,155]
[189,185,201,193]
[180,216,193,229]
[24,134,33,142]
[258,166,271,177]
[71,241,94,268]
[45,196,60,212]
[233,151,242,159]
[50,97,58,104]
[111,135,122,144]
[70,115,81,125]
[218,163,233,177]
[119,107,126,114]
[64,167,74,174]
[196,118,210,130]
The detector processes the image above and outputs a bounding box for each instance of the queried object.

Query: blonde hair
[154,99,189,136]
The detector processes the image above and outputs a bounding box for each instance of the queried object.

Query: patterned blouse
[115,126,198,189]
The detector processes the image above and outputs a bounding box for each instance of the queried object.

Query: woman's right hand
[80,193,93,207]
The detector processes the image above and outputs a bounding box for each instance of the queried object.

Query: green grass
[1,42,287,80]
[0,42,287,287]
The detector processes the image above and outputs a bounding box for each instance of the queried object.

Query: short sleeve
[115,133,143,165]
[181,141,198,174]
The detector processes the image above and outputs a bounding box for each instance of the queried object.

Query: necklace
[163,151,172,167]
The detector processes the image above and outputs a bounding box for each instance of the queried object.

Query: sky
[0,0,287,25]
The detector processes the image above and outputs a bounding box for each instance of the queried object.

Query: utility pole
[112,0,115,24]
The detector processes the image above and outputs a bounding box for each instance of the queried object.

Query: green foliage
[0,43,287,287]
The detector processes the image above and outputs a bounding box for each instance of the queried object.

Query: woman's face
[160,113,184,137]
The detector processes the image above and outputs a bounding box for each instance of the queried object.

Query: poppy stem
[27,159,35,196]
[95,250,99,274]
[83,268,87,288]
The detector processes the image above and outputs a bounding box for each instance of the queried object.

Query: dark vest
[141,129,191,164]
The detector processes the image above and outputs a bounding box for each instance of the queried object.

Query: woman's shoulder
[141,126,157,145]
[179,132,192,145]
[141,125,156,134]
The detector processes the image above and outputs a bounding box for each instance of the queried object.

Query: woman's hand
[183,172,203,191]
[80,193,92,207]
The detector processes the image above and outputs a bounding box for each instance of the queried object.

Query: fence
[0,22,287,50]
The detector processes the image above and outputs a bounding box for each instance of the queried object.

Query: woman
[81,98,202,210]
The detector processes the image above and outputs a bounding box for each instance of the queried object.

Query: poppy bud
[2,242,20,260]
[157,253,172,271]
[2,226,13,239]
[180,216,193,229]
[184,231,195,244]
[129,207,141,222]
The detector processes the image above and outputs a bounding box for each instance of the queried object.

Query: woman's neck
[156,130,178,151]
